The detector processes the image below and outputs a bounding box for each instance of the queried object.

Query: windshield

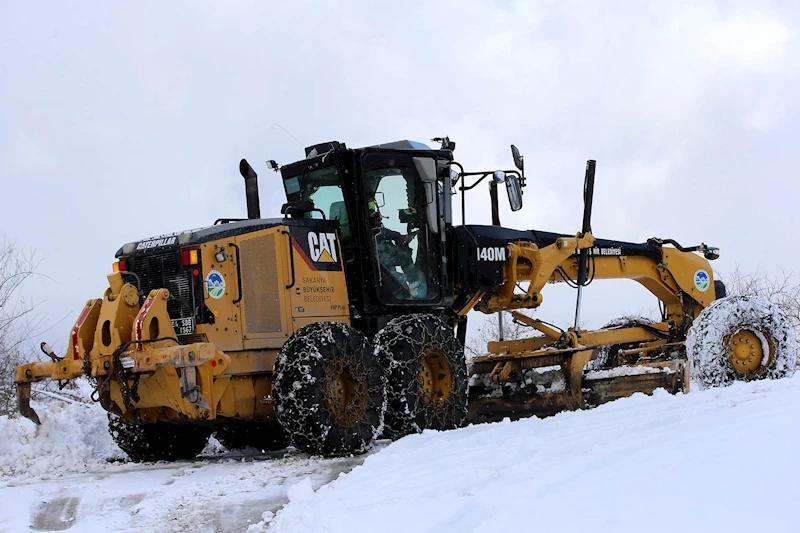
[283,166,351,239]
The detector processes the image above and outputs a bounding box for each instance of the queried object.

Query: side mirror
[506,174,523,211]
[492,170,506,184]
[511,145,524,172]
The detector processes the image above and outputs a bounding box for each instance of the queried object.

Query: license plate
[171,317,196,335]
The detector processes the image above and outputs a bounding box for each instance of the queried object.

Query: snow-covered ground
[0,401,374,532]
[266,376,800,533]
[2,375,799,532]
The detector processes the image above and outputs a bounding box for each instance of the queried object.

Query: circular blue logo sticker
[206,269,226,299]
[694,269,710,292]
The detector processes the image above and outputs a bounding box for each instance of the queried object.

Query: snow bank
[267,375,800,533]
[0,400,123,481]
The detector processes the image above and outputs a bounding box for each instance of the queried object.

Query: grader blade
[17,383,41,425]
[467,325,690,425]
[468,362,686,424]
[582,359,688,406]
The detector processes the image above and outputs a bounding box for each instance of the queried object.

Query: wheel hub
[324,359,368,428]
[727,329,768,375]
[418,351,453,405]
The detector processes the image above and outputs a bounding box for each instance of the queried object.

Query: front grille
[240,233,283,334]
[127,250,194,325]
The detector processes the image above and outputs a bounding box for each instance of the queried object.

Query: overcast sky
[2,1,799,351]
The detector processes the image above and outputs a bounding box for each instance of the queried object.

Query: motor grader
[15,138,797,460]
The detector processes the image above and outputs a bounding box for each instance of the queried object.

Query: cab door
[362,152,443,305]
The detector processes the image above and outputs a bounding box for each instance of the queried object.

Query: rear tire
[273,322,386,457]
[374,314,468,439]
[686,295,797,389]
[108,413,211,462]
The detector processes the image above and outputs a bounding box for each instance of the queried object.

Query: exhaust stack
[239,159,261,220]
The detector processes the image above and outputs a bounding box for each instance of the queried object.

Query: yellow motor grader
[15,139,797,460]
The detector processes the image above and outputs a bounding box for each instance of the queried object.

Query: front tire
[108,413,211,462]
[374,314,468,439]
[273,322,386,457]
[686,295,797,389]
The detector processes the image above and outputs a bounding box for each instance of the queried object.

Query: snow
[0,399,373,532]
[267,375,800,533]
[523,365,566,393]
[0,400,124,480]
[752,327,771,368]
[2,374,800,532]
[583,364,673,380]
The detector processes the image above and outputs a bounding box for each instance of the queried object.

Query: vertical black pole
[490,181,501,226]
[462,181,466,226]
[576,160,596,286]
[574,160,596,331]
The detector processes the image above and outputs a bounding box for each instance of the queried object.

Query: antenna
[273,123,305,147]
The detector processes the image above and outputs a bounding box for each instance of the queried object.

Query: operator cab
[279,141,454,318]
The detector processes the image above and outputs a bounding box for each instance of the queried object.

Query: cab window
[283,166,351,240]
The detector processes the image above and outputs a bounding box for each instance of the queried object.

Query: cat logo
[308,232,338,263]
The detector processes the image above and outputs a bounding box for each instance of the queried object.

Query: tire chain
[274,322,386,457]
[686,295,797,388]
[375,314,468,438]
[587,316,655,370]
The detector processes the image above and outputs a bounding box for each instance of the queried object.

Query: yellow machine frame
[16,223,351,425]
[461,232,713,421]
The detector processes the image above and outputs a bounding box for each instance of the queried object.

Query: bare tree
[0,239,43,416]
[466,310,539,361]
[720,265,800,364]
